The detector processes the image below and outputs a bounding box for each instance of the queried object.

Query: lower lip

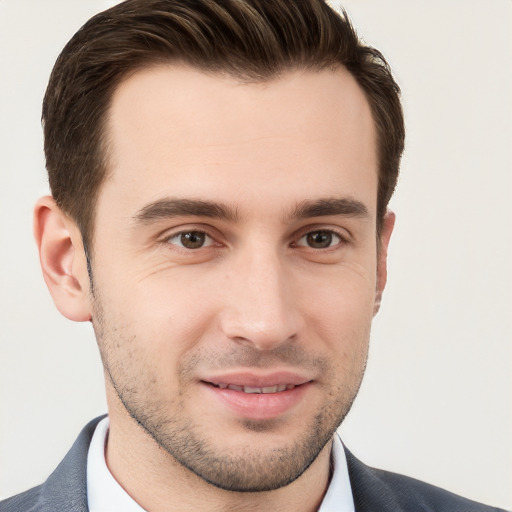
[202,382,311,421]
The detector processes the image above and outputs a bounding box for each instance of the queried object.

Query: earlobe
[374,210,395,316]
[34,196,92,322]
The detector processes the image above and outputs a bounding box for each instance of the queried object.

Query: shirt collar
[87,417,145,512]
[87,417,354,512]
[318,433,355,512]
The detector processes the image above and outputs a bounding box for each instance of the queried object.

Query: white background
[0,0,511,508]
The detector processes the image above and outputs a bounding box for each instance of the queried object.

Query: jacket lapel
[345,447,406,512]
[39,416,105,512]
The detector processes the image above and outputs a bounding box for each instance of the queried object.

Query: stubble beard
[92,296,368,493]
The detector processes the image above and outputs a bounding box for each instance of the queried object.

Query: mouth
[207,382,298,394]
[200,372,313,420]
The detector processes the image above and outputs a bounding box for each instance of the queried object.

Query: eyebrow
[133,198,240,224]
[132,196,369,226]
[290,198,369,220]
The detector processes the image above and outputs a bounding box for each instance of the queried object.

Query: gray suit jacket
[0,416,506,512]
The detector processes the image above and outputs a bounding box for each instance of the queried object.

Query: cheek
[93,267,220,364]
[299,260,377,316]
[297,265,376,354]
[92,293,185,400]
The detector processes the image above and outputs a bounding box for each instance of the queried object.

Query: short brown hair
[43,0,404,247]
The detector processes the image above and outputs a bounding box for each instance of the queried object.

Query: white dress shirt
[87,417,354,512]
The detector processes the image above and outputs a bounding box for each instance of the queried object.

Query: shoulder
[0,416,105,512]
[0,486,43,512]
[367,467,505,512]
[345,447,506,512]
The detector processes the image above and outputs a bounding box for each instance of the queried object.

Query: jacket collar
[345,446,406,512]
[38,416,105,512]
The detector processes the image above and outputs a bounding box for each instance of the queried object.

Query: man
[0,1,506,511]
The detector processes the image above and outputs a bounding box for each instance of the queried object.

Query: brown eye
[181,232,205,249]
[297,230,341,249]
[168,231,212,249]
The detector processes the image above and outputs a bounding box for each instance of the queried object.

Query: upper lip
[201,370,312,388]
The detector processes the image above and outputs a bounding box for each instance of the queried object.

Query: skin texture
[35,66,394,512]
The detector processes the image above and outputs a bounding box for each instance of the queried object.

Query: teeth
[216,383,296,393]
[243,386,263,394]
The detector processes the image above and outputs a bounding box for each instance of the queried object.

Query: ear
[34,196,92,322]
[374,210,395,316]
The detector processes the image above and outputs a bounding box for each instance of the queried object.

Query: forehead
[100,65,377,219]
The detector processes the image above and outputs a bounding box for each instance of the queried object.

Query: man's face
[88,65,390,491]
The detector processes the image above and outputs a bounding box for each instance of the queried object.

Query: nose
[218,248,303,351]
